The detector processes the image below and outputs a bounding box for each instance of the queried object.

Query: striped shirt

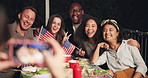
[79,41,97,59]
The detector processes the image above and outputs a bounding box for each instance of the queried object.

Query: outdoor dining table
[64,58,113,78]
[16,57,112,78]
[64,65,112,78]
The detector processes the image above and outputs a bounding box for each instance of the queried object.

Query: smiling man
[69,3,84,24]
[65,2,96,46]
[8,6,37,40]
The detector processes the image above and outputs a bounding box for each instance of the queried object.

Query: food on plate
[22,66,50,75]
[75,57,110,77]
[75,57,90,64]
[94,68,108,76]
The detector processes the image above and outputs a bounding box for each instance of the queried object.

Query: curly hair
[76,17,102,44]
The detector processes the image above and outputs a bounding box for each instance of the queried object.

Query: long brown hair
[46,14,65,45]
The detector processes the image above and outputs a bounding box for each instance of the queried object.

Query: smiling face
[85,19,98,38]
[103,24,119,43]
[51,17,61,34]
[18,9,36,30]
[69,3,84,24]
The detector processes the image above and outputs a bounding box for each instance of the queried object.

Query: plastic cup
[68,60,79,69]
[64,55,71,63]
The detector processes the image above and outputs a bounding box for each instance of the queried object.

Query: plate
[21,66,52,78]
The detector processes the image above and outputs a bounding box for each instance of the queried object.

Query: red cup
[68,60,79,69]
[64,55,71,63]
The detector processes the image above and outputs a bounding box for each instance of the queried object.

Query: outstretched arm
[43,38,65,78]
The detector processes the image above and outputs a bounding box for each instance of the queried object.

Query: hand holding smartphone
[9,39,53,65]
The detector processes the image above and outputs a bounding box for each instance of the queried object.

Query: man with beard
[8,6,37,40]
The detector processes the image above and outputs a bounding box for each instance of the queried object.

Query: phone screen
[10,42,52,65]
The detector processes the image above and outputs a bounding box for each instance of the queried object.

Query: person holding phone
[7,38,65,78]
[0,4,16,78]
[43,38,65,78]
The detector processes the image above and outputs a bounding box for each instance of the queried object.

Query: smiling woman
[46,14,65,45]
[85,19,98,38]
[75,17,102,59]
[92,19,147,78]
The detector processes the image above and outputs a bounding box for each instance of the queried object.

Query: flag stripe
[38,28,76,55]
[62,40,76,55]
[38,27,54,42]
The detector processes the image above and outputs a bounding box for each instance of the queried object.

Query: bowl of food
[75,57,90,65]
[21,66,52,78]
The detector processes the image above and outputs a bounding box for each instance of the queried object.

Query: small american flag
[38,27,54,42]
[62,40,76,55]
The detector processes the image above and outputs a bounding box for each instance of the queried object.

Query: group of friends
[0,2,147,78]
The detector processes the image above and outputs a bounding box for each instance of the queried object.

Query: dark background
[2,0,148,32]
[50,0,148,32]
[1,0,148,74]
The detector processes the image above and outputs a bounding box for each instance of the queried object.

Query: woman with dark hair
[100,19,124,43]
[46,14,68,45]
[92,19,147,78]
[76,17,103,59]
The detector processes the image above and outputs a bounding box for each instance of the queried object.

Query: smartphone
[9,40,53,65]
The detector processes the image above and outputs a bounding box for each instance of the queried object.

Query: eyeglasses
[69,9,82,13]
[101,19,119,31]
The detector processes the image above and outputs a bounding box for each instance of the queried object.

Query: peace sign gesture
[62,32,72,45]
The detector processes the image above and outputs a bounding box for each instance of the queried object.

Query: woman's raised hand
[62,32,72,45]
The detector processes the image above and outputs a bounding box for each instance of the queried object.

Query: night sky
[2,0,148,32]
[50,0,148,32]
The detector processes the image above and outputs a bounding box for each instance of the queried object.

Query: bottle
[73,64,82,78]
